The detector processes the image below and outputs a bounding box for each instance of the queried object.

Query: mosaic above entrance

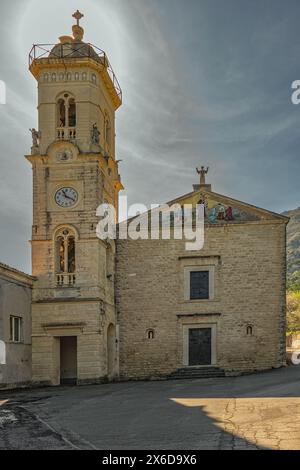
[179,192,261,224]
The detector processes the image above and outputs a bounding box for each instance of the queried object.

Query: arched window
[246,325,253,336]
[55,228,76,274]
[147,329,155,340]
[57,93,76,129]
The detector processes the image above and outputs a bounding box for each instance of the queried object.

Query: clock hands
[62,189,76,202]
[55,188,78,207]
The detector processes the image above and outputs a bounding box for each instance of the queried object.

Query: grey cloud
[0,0,300,272]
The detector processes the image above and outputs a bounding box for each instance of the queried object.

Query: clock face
[55,187,78,208]
[56,149,73,162]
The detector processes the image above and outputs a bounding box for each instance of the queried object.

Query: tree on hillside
[287,291,300,334]
[287,270,300,292]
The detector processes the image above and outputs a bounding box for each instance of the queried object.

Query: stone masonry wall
[116,221,287,379]
[31,300,117,385]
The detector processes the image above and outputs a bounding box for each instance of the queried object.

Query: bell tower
[26,12,123,386]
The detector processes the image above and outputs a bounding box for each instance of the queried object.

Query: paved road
[1,366,300,450]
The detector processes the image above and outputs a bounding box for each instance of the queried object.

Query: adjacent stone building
[0,263,33,389]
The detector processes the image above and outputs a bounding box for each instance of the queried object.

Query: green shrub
[287,271,300,292]
[287,291,300,334]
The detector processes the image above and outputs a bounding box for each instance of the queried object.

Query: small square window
[190,271,209,300]
[9,316,23,343]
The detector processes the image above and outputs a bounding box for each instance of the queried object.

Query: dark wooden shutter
[190,271,209,300]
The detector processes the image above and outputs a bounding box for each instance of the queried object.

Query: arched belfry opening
[58,98,66,127]
[56,93,76,139]
[68,98,76,127]
[54,226,77,286]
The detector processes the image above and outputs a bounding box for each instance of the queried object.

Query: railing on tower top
[29,43,122,103]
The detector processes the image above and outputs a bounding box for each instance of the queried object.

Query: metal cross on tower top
[72,10,84,26]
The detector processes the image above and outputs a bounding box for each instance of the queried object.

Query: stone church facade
[116,189,287,379]
[24,12,287,386]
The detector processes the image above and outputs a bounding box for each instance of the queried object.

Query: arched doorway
[107,323,116,379]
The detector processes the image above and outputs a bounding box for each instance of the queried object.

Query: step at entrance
[168,366,225,380]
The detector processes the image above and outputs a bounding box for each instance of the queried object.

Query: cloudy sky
[0,0,300,273]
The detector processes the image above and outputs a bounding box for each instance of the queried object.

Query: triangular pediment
[167,188,288,225]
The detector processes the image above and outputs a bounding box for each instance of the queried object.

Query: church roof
[167,186,289,224]
[121,169,289,228]
[0,262,35,286]
[119,184,288,230]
